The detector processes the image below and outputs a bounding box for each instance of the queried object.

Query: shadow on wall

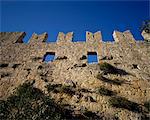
[0,81,113,120]
[98,62,129,75]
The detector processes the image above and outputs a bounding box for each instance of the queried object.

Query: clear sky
[1,0,149,43]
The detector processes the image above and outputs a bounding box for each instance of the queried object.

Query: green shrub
[96,74,124,85]
[98,62,117,74]
[0,81,71,120]
[109,96,142,113]
[47,84,62,92]
[15,81,43,100]
[98,62,128,75]
[47,84,75,96]
[81,109,100,119]
[79,88,91,93]
[97,87,116,96]
[144,100,150,112]
[60,85,75,96]
[0,100,9,119]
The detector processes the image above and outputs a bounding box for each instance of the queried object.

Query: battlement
[0,30,150,120]
[0,30,149,64]
[0,30,142,44]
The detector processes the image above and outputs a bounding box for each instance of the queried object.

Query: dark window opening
[43,52,55,62]
[87,52,98,63]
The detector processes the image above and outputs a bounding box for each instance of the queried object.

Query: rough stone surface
[0,31,150,120]
[142,30,150,42]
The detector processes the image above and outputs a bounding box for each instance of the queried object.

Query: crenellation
[0,30,150,120]
[57,32,73,42]
[0,32,26,44]
[94,31,102,42]
[86,31,94,42]
[86,31,102,43]
[57,32,65,42]
[65,32,73,41]
[29,32,48,43]
[113,30,125,42]
[123,30,135,43]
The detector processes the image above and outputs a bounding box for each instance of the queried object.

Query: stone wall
[0,31,150,120]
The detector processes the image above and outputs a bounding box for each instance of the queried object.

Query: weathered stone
[141,30,150,42]
[0,31,150,120]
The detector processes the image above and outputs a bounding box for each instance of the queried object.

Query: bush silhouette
[47,84,75,96]
[0,81,75,120]
[98,62,129,75]
[144,100,150,112]
[96,74,124,85]
[97,87,116,96]
[109,96,142,113]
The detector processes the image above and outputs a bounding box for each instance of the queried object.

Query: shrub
[82,109,100,119]
[0,81,70,120]
[98,62,128,75]
[97,87,116,96]
[79,88,91,93]
[109,96,142,113]
[60,85,75,96]
[98,62,117,74]
[0,100,9,119]
[144,100,150,112]
[47,84,75,96]
[47,84,62,92]
[96,74,124,85]
[15,81,43,100]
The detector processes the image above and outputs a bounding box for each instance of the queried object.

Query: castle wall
[0,31,150,120]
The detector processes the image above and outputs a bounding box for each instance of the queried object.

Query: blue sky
[1,0,149,43]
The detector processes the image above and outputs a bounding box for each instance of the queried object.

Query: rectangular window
[43,52,55,62]
[87,52,98,63]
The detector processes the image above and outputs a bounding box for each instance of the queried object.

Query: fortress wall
[0,30,137,63]
[0,31,150,120]
[1,31,149,76]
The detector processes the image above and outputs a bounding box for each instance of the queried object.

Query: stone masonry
[0,30,150,120]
